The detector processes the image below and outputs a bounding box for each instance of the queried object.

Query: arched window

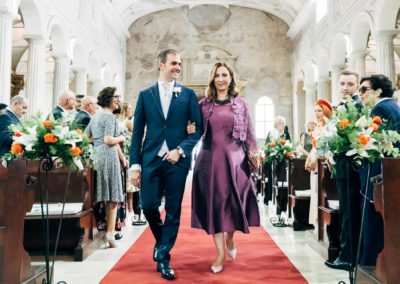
[255,96,274,139]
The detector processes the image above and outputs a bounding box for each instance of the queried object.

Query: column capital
[318,76,330,82]
[350,50,367,58]
[25,36,47,45]
[330,64,345,73]
[52,52,70,59]
[373,30,398,41]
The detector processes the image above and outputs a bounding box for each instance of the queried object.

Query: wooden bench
[23,160,103,261]
[288,158,312,231]
[0,161,46,283]
[317,159,340,262]
[358,158,400,284]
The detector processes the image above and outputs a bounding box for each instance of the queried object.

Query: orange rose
[43,120,52,128]
[269,140,277,147]
[285,152,291,158]
[76,128,83,135]
[11,144,23,154]
[14,131,23,137]
[311,138,317,148]
[281,139,286,145]
[44,133,58,143]
[358,133,370,145]
[372,116,382,125]
[339,119,352,130]
[70,146,83,156]
[369,123,379,132]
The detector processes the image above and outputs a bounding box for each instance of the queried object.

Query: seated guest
[357,74,400,266]
[0,95,28,156]
[50,89,76,120]
[74,96,97,129]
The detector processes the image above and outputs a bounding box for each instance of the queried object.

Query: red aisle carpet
[101,183,307,283]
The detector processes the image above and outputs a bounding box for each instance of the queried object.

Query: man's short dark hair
[360,74,394,98]
[157,49,179,65]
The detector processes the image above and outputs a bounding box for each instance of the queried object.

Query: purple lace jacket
[199,96,258,152]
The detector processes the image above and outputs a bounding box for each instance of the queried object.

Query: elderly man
[51,89,76,120]
[0,95,28,156]
[74,96,97,129]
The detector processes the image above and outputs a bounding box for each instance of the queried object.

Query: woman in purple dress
[191,62,260,273]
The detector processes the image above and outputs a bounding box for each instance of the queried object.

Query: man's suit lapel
[166,81,180,120]
[150,83,165,119]
[6,109,20,123]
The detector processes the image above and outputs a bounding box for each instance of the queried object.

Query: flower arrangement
[263,136,299,164]
[1,112,93,170]
[316,99,400,167]
[173,86,181,98]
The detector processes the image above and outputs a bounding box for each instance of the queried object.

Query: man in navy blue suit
[0,95,28,156]
[130,49,202,280]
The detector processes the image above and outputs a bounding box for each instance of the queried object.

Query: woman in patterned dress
[85,87,127,247]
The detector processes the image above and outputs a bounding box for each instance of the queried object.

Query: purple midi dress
[191,103,260,234]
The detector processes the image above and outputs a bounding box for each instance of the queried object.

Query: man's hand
[164,149,181,164]
[131,170,141,187]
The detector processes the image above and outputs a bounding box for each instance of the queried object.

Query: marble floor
[36,179,350,284]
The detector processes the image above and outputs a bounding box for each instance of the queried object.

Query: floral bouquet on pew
[263,135,300,164]
[316,99,400,169]
[1,112,94,170]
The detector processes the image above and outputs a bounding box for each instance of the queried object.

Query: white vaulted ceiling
[111,0,308,28]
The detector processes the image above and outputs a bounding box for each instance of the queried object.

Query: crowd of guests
[1,47,399,280]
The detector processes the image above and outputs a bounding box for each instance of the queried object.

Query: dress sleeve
[104,113,116,137]
[244,101,258,152]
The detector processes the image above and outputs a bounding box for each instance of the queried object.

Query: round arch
[374,0,400,32]
[350,12,373,53]
[88,53,102,81]
[47,17,68,55]
[330,33,349,67]
[70,39,88,69]
[19,0,45,36]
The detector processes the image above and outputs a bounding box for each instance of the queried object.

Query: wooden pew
[23,160,103,261]
[317,159,340,262]
[0,161,46,283]
[359,158,400,284]
[288,158,311,230]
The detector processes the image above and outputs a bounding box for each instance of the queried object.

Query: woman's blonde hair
[205,62,239,99]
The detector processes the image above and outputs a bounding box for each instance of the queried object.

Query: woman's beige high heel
[227,246,237,260]
[211,264,224,273]
[104,233,117,248]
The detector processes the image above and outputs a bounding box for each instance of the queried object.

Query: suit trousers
[141,157,189,263]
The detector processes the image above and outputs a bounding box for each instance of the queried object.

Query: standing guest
[357,74,400,266]
[325,70,361,271]
[75,94,85,111]
[0,95,28,156]
[300,120,316,157]
[283,125,291,141]
[74,96,97,129]
[191,62,260,274]
[85,87,127,248]
[130,49,202,280]
[263,116,286,205]
[51,89,76,120]
[305,99,332,231]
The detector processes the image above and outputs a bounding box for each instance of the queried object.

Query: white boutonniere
[173,87,182,98]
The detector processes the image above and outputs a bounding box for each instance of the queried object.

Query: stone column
[74,68,87,96]
[91,79,102,97]
[25,38,46,117]
[350,50,367,78]
[0,12,13,104]
[375,31,397,85]
[331,65,344,106]
[317,76,330,100]
[53,53,70,106]
[305,83,316,122]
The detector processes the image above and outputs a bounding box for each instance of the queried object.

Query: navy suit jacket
[74,110,91,130]
[371,98,400,147]
[0,109,21,156]
[130,82,202,169]
[51,106,64,120]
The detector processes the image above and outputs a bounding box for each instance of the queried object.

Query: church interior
[0,0,400,283]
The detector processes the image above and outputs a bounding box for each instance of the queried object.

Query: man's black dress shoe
[324,258,352,271]
[114,233,123,240]
[156,262,175,280]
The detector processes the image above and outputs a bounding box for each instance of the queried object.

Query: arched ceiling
[111,0,308,28]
